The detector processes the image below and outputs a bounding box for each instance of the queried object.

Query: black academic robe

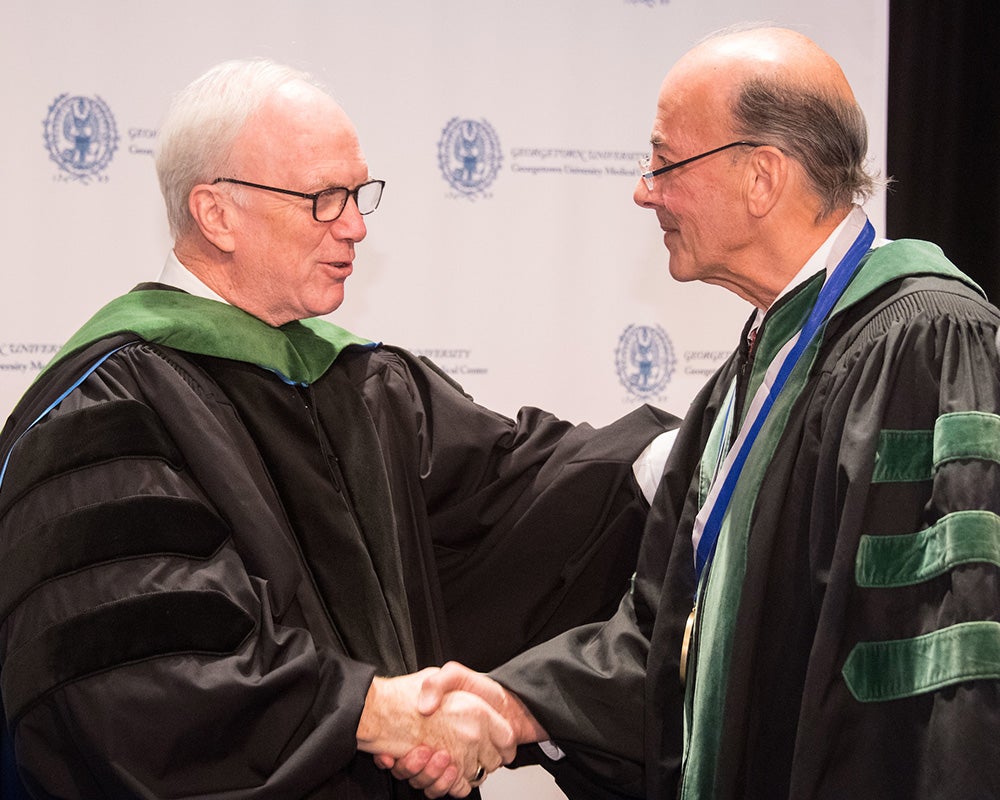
[494,240,1000,799]
[0,287,676,799]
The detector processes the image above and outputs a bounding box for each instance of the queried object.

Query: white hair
[154,59,325,239]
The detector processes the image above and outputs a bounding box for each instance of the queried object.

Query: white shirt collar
[752,205,881,329]
[157,251,229,305]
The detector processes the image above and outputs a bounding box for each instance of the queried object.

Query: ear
[188,184,237,253]
[744,146,786,218]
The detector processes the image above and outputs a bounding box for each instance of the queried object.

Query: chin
[667,257,697,284]
[312,290,346,318]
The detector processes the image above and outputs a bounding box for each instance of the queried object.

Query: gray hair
[155,59,324,239]
[729,77,879,218]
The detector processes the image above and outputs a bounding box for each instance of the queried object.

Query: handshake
[356,662,548,797]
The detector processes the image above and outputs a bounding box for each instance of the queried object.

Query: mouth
[657,216,679,235]
[324,260,353,278]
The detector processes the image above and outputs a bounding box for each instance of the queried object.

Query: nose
[330,195,367,242]
[633,177,658,209]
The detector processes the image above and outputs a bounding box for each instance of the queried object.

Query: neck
[172,237,244,308]
[738,207,852,310]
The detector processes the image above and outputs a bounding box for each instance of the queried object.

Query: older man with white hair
[0,59,676,798]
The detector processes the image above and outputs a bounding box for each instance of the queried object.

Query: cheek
[269,229,323,270]
[658,181,701,218]
[675,191,733,239]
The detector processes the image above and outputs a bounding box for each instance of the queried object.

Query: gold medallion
[680,605,696,686]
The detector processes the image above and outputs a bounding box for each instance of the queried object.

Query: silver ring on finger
[471,764,486,785]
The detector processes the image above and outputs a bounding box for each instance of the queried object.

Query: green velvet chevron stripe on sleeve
[933,411,1000,468]
[842,621,1000,702]
[855,510,1000,588]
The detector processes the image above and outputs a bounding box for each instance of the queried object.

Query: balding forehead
[657,54,736,124]
[681,27,856,103]
[651,75,738,152]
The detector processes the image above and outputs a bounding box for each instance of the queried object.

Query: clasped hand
[358,662,547,798]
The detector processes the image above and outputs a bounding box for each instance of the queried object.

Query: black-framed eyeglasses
[212,177,385,222]
[637,141,765,190]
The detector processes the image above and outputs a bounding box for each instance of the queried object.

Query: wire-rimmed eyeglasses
[637,141,765,190]
[212,177,385,222]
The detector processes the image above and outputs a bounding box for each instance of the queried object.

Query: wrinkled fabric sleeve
[370,348,681,669]
[791,294,1000,798]
[484,368,728,799]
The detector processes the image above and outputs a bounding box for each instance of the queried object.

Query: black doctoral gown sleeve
[779,287,1000,799]
[361,348,681,669]
[487,364,735,799]
[691,281,1000,800]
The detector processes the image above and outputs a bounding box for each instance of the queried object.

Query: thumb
[418,661,504,716]
[417,669,449,715]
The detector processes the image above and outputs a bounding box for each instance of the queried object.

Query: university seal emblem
[43,94,119,180]
[616,324,675,398]
[438,118,502,197]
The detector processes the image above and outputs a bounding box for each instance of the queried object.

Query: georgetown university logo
[616,324,675,399]
[43,94,119,180]
[438,118,502,197]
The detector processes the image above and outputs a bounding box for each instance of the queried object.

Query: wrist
[501,687,547,745]
[356,677,387,750]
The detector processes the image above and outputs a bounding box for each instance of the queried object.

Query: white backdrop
[1,2,888,797]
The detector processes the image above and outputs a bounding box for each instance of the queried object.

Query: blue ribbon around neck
[695,219,876,579]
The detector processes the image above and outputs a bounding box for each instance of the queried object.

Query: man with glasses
[392,25,1000,799]
[0,59,677,798]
